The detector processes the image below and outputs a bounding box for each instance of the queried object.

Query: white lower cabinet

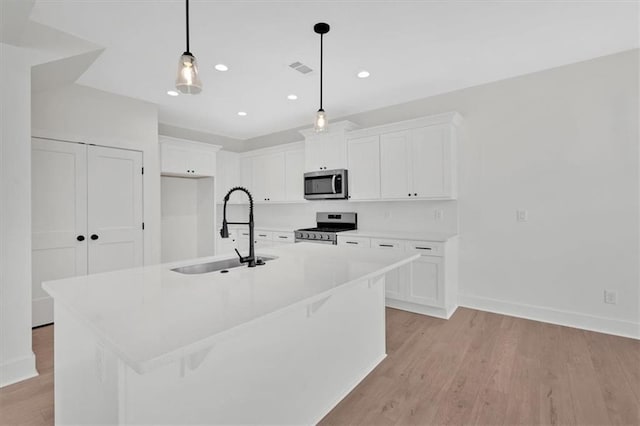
[337,234,458,319]
[235,229,295,253]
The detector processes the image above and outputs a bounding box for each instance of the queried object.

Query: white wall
[31,83,161,266]
[0,43,38,387]
[245,50,640,338]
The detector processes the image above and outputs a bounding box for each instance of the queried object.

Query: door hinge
[141,167,144,175]
[142,222,145,230]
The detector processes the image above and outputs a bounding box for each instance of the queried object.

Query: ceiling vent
[289,61,313,74]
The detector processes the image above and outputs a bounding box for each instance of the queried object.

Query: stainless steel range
[295,212,357,245]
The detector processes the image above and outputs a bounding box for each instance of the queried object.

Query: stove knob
[301,232,307,239]
[310,233,316,239]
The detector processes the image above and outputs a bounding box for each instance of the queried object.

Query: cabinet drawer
[255,231,273,241]
[371,238,403,250]
[337,236,371,248]
[405,240,444,256]
[273,232,294,243]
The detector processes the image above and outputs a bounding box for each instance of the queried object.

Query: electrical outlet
[604,290,617,305]
[434,209,444,221]
[516,209,528,222]
[384,211,391,219]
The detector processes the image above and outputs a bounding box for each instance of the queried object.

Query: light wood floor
[1,308,639,426]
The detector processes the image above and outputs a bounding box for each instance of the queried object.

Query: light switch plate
[604,290,617,304]
[516,209,528,222]
[434,209,444,221]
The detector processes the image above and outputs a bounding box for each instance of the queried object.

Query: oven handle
[331,175,337,194]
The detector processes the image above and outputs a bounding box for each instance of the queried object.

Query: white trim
[238,140,304,158]
[298,120,360,138]
[0,352,38,388]
[158,135,222,151]
[347,112,463,139]
[458,294,640,340]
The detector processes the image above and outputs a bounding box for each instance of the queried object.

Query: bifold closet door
[31,139,88,327]
[87,146,143,274]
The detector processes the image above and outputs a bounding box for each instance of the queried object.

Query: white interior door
[31,139,88,327]
[87,146,143,274]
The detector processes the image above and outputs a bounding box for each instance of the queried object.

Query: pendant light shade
[176,52,202,94]
[175,0,202,94]
[314,109,327,132]
[313,22,330,132]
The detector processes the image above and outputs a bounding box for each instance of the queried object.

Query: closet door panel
[88,146,143,274]
[31,138,88,326]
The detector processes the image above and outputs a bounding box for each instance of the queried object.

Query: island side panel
[54,302,121,425]
[120,275,386,425]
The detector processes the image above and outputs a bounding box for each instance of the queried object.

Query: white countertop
[338,230,458,242]
[43,243,418,374]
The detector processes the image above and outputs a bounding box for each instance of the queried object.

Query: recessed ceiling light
[215,64,229,72]
[357,70,370,79]
[287,94,298,100]
[167,90,179,96]
[237,111,247,116]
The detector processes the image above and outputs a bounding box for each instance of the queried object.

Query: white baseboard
[0,352,38,388]
[458,294,640,340]
[386,299,457,319]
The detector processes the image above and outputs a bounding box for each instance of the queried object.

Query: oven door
[304,169,348,200]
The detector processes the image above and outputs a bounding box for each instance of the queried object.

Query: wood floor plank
[2,309,639,426]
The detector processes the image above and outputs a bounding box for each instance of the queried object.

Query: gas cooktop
[295,212,357,245]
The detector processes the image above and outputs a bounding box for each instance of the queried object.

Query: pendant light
[313,22,330,132]
[175,0,202,94]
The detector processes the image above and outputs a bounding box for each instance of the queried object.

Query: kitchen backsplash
[217,200,458,233]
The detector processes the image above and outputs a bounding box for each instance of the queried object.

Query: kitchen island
[43,243,419,425]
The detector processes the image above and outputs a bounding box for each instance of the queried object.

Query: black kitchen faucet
[219,187,263,267]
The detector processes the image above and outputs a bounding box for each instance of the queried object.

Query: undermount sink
[171,255,278,275]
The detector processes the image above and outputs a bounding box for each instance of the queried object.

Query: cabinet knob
[414,193,417,196]
[408,193,411,197]
[90,234,99,241]
[76,235,85,242]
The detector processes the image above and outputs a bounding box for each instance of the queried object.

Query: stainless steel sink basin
[171,255,278,274]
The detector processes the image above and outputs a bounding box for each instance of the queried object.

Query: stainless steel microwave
[304,169,348,200]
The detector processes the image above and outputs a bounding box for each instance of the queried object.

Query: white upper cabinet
[216,142,305,204]
[252,152,286,203]
[347,135,381,200]
[377,113,460,200]
[285,149,305,202]
[300,121,359,172]
[160,137,220,178]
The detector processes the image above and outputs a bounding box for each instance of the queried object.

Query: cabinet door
[410,125,447,198]
[265,153,286,202]
[190,148,216,177]
[31,139,88,327]
[161,144,190,175]
[285,149,305,201]
[240,157,253,200]
[380,130,411,199]
[216,151,242,204]
[347,136,380,200]
[370,238,405,301]
[406,255,444,307]
[87,146,144,274]
[305,134,347,171]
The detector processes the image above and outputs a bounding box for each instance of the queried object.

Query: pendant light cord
[320,33,323,110]
[185,0,190,53]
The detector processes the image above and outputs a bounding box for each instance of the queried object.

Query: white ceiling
[29,0,638,140]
